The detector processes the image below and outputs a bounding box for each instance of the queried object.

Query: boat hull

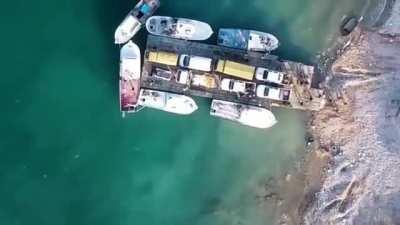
[210,100,277,129]
[138,89,198,115]
[115,16,142,44]
[115,0,160,44]
[217,29,279,52]
[119,41,142,113]
[146,16,213,40]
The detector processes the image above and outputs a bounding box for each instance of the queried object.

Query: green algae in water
[0,0,366,225]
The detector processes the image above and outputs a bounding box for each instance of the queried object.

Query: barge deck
[140,35,325,111]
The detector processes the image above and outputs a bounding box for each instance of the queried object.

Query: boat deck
[140,35,325,111]
[120,79,140,112]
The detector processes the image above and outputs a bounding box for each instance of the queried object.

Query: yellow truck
[215,60,256,81]
[148,51,179,66]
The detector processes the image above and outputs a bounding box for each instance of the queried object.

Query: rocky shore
[302,0,400,224]
[256,2,400,224]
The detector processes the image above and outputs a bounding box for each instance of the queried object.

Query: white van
[179,54,213,72]
[256,85,291,101]
[255,67,287,85]
[221,78,256,94]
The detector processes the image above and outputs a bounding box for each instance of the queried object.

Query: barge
[140,35,324,112]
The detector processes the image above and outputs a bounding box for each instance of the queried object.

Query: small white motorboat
[114,0,160,44]
[218,29,279,52]
[138,89,198,115]
[146,16,213,40]
[210,100,277,129]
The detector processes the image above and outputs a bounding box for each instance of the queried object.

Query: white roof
[188,56,212,72]
[256,85,281,100]
[221,79,246,93]
[177,70,190,84]
[268,87,281,100]
[232,82,246,92]
[256,68,283,84]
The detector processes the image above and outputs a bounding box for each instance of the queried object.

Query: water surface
[0,0,365,225]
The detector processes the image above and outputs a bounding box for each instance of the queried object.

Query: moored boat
[210,100,277,129]
[115,0,160,44]
[217,29,279,52]
[138,89,198,115]
[146,16,213,40]
[120,41,142,114]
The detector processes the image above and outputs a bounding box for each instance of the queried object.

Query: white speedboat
[138,89,198,115]
[115,0,160,44]
[120,41,142,113]
[146,16,213,40]
[210,100,277,129]
[218,29,279,52]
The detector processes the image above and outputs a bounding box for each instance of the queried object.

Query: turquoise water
[0,0,365,225]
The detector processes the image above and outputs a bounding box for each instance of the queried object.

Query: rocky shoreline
[257,1,400,224]
[302,0,400,224]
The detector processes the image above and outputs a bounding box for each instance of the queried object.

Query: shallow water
[0,0,366,225]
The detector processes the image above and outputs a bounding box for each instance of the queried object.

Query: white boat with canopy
[138,89,198,115]
[146,16,213,40]
[115,0,160,44]
[210,100,277,129]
